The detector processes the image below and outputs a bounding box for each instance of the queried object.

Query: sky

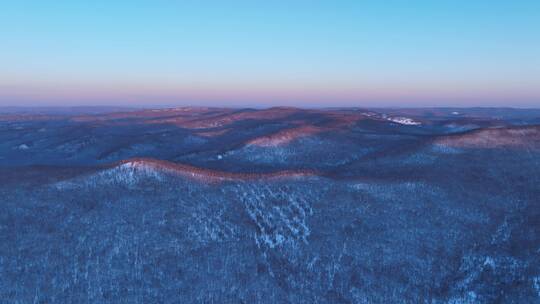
[1,0,539,107]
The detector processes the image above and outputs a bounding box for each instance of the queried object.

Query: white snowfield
[387,117,422,125]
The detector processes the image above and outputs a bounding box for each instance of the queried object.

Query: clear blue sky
[1,0,539,107]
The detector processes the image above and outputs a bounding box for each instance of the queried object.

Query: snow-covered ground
[387,116,422,125]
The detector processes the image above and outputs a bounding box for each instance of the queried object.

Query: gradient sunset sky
[1,1,539,107]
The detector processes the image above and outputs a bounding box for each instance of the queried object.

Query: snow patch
[387,116,421,125]
[533,276,540,297]
[238,184,314,249]
[483,256,496,269]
